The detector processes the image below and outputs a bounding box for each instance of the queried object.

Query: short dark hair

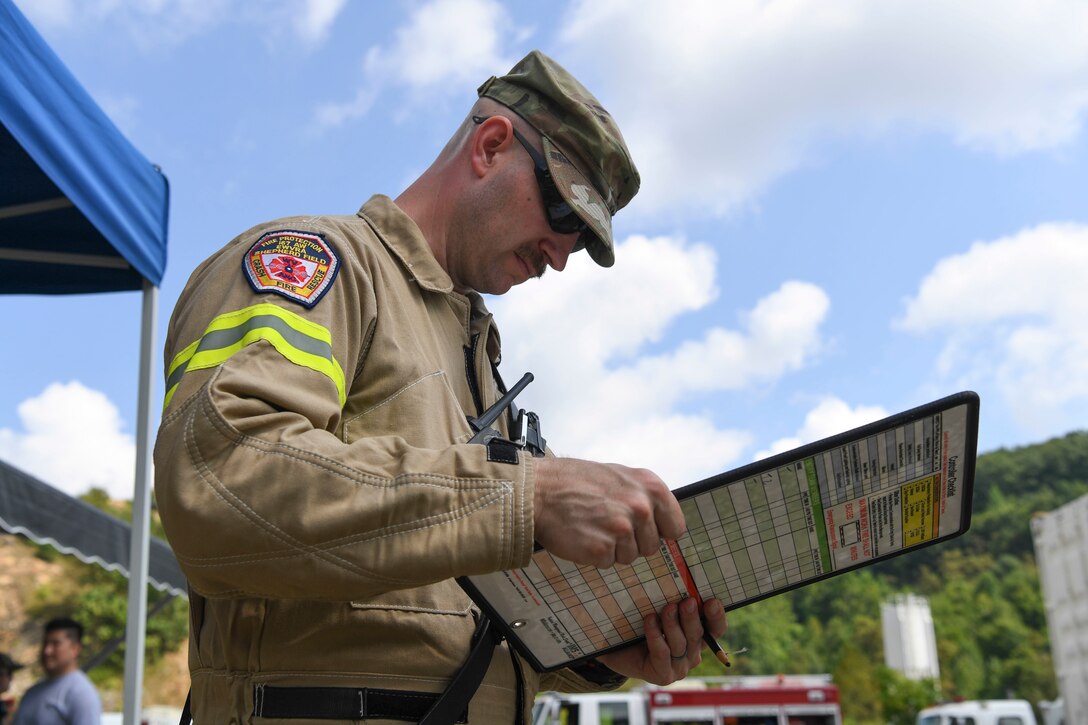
[44,617,83,644]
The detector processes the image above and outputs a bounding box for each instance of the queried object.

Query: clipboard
[459,391,979,672]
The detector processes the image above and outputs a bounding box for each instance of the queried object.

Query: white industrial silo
[881,593,940,680]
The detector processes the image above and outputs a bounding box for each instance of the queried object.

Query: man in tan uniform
[155,50,726,724]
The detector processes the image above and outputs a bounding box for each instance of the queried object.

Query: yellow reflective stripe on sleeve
[167,337,200,382]
[163,303,346,409]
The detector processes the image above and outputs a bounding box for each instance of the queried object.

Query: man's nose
[541,234,578,272]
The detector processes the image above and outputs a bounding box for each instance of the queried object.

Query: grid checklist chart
[677,391,978,612]
[459,391,979,672]
[461,540,693,671]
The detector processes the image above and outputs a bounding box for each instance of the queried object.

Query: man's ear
[469,115,516,178]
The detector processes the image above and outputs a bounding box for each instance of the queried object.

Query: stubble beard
[516,244,547,280]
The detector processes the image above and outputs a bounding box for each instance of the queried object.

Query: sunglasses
[473,116,588,239]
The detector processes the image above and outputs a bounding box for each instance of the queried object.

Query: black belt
[253,684,466,722]
[250,614,503,723]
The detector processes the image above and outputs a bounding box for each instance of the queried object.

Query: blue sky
[3,0,1087,500]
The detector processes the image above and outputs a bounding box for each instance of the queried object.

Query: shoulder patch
[242,230,340,308]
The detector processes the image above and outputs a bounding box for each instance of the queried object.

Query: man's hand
[596,597,727,686]
[532,457,685,568]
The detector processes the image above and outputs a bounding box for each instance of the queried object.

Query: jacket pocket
[349,578,475,617]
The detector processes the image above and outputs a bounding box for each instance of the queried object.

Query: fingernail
[682,598,697,614]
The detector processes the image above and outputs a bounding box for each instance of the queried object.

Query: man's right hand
[531,457,686,568]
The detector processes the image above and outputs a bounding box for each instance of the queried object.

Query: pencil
[702,626,731,667]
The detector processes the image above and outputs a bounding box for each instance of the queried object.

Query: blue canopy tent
[0,1,170,722]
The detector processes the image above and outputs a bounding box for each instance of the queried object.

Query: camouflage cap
[478,50,639,267]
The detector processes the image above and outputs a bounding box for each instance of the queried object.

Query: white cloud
[13,0,346,49]
[12,0,75,27]
[899,222,1088,435]
[0,382,137,501]
[496,234,719,371]
[756,397,889,460]
[298,0,347,44]
[490,234,830,486]
[576,414,753,491]
[33,0,232,49]
[556,0,1088,218]
[318,0,524,126]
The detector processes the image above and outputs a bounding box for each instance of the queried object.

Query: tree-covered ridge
[686,430,1088,725]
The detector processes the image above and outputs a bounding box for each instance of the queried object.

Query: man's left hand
[596,597,727,686]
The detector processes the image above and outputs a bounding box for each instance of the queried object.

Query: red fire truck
[532,675,843,725]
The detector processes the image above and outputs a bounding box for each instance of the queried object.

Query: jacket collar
[357,195,454,294]
[357,195,500,356]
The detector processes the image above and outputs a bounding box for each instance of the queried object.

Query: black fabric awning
[0,458,185,597]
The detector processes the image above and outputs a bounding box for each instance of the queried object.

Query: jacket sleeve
[541,662,628,694]
[153,223,535,602]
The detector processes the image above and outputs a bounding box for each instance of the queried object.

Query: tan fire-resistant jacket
[154,195,613,724]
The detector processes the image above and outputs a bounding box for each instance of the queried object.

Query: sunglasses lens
[548,206,585,234]
[515,125,589,237]
[536,169,587,235]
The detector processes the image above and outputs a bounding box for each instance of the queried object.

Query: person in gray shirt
[12,618,100,725]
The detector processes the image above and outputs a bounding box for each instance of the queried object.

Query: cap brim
[541,137,615,267]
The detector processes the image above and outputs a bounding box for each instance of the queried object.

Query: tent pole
[123,280,158,725]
